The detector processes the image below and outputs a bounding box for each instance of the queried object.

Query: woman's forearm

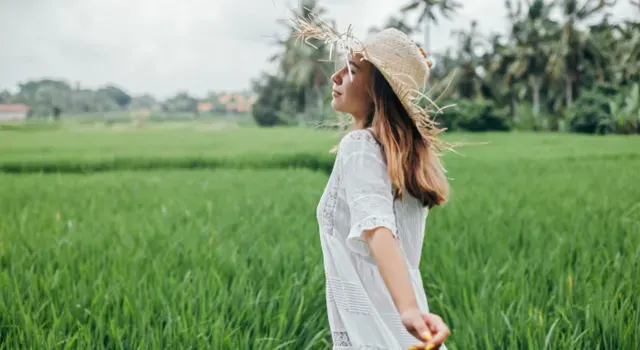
[365,227,418,314]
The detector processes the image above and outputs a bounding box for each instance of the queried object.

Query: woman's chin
[330,99,343,112]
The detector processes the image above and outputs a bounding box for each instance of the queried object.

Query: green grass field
[1,124,639,349]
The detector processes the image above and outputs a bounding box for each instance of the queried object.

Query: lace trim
[345,216,398,258]
[352,217,397,237]
[332,332,388,349]
[341,129,379,146]
[320,180,339,236]
[333,331,352,347]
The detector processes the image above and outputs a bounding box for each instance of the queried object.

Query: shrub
[251,75,305,127]
[513,103,560,132]
[252,75,286,127]
[564,82,640,135]
[434,98,511,132]
[604,83,640,134]
[567,83,619,134]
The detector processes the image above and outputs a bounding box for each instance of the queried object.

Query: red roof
[197,102,213,111]
[0,104,30,112]
[219,94,232,104]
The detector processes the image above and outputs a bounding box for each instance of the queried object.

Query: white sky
[0,0,636,99]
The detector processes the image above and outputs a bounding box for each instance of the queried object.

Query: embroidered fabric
[332,332,389,349]
[332,331,352,347]
[347,215,397,258]
[331,332,390,350]
[320,185,339,237]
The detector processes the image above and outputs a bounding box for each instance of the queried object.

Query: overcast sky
[1,0,636,99]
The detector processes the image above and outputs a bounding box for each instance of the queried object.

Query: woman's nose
[331,71,341,86]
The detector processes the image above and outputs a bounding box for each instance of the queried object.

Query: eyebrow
[348,60,360,69]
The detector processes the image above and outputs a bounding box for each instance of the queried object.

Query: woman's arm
[364,227,419,314]
[365,227,451,350]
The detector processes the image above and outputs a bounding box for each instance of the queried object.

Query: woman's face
[330,54,373,121]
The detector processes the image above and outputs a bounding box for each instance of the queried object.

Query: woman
[302,23,455,350]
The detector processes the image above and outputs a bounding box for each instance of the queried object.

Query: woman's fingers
[404,311,449,350]
[408,341,439,350]
[422,314,451,348]
[407,318,435,349]
[414,319,433,342]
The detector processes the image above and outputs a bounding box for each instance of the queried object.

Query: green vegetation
[1,125,639,173]
[0,80,253,121]
[0,125,336,174]
[0,169,330,349]
[252,0,639,134]
[1,126,639,348]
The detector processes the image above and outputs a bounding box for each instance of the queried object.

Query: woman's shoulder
[336,128,387,173]
[338,128,382,154]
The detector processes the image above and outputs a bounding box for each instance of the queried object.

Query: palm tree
[368,13,414,35]
[588,17,639,85]
[400,0,462,52]
[267,0,335,124]
[504,0,558,115]
[482,33,528,119]
[448,20,487,98]
[547,0,616,107]
[612,20,640,84]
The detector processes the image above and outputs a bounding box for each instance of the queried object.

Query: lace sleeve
[339,130,397,257]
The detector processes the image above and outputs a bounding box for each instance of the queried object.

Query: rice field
[0,125,639,349]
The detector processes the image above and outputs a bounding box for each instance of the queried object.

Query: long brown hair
[364,67,449,208]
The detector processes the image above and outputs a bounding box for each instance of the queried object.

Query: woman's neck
[352,110,374,130]
[353,119,368,130]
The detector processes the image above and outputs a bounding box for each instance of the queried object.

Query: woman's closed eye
[348,62,359,74]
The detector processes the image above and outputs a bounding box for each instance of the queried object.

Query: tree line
[0,79,251,119]
[251,0,639,134]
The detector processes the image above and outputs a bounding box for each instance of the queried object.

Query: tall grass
[0,127,639,348]
[0,170,331,349]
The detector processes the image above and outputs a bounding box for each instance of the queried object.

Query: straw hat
[290,13,456,154]
[353,27,435,120]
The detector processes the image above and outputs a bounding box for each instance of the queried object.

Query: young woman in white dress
[310,27,454,350]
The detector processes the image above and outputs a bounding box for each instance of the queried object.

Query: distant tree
[53,106,62,120]
[368,13,414,35]
[251,72,302,126]
[503,0,558,115]
[128,94,158,110]
[0,90,11,103]
[98,85,132,107]
[164,91,198,113]
[545,0,616,107]
[400,0,462,50]
[449,20,486,99]
[269,0,334,124]
[251,74,282,126]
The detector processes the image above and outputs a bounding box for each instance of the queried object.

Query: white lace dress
[316,129,446,349]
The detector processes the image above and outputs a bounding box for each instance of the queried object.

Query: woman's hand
[363,228,450,348]
[400,308,450,350]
